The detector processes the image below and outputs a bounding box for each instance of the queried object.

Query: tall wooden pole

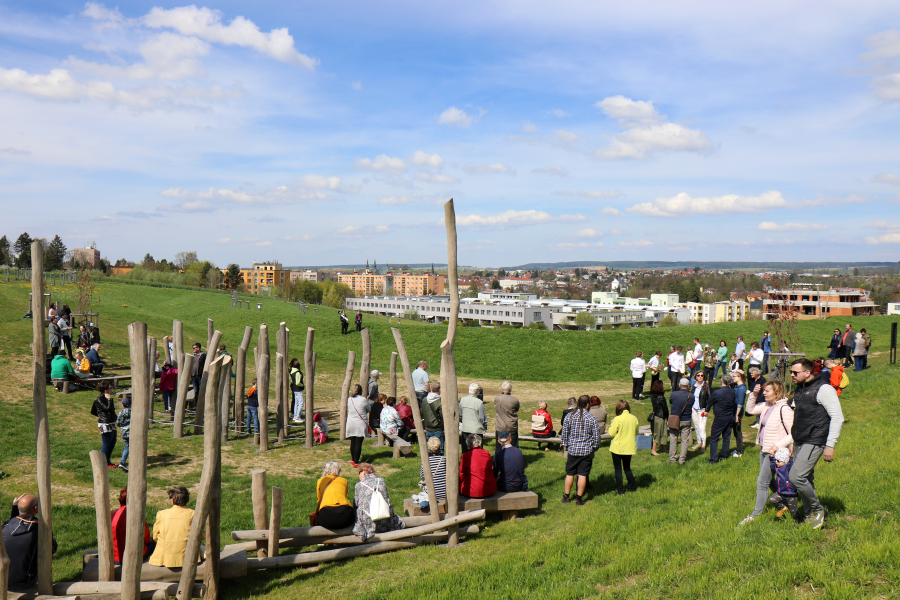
[147,338,157,423]
[267,487,283,558]
[257,353,270,452]
[251,470,268,558]
[0,528,9,600]
[282,327,291,439]
[163,336,172,366]
[173,354,195,439]
[441,198,461,546]
[235,326,253,434]
[123,321,150,600]
[274,353,284,443]
[360,328,371,398]
[391,328,439,523]
[173,320,184,370]
[88,450,114,582]
[219,352,231,442]
[30,241,53,594]
[304,328,315,448]
[194,330,223,435]
[389,352,398,399]
[176,356,223,600]
[205,357,229,599]
[339,351,355,441]
[206,319,214,353]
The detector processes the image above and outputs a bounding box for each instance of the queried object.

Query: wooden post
[176,356,223,600]
[441,198,461,546]
[391,328,439,523]
[163,336,172,366]
[30,241,53,594]
[257,354,270,452]
[304,328,315,448]
[0,528,9,600]
[173,354,194,439]
[274,353,284,443]
[389,352,398,399]
[88,450,114,582]
[205,360,229,599]
[267,487,283,558]
[360,328,371,398]
[206,319,214,352]
[282,326,291,439]
[173,320,184,368]
[339,351,355,441]
[219,353,231,442]
[147,338,157,423]
[251,470,268,558]
[122,321,151,600]
[194,330,223,435]
[234,326,253,434]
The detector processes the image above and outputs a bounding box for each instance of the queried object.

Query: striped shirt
[420,454,447,499]
[559,409,600,457]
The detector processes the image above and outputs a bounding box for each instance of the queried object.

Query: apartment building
[290,269,322,283]
[675,301,749,324]
[236,261,290,294]
[337,270,393,296]
[338,270,447,296]
[763,286,875,318]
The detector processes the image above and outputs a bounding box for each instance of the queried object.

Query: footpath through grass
[1,280,899,599]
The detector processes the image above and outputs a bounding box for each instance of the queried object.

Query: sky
[2,0,900,268]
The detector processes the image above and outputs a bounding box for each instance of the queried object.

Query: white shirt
[669,353,685,373]
[734,341,746,359]
[749,348,764,365]
[412,367,429,393]
[693,344,702,359]
[647,356,659,371]
[630,357,647,378]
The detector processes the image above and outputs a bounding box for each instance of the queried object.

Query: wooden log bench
[81,375,132,390]
[374,428,413,458]
[403,490,538,521]
[51,378,71,394]
[83,547,246,582]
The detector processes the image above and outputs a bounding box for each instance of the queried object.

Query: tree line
[0,232,110,272]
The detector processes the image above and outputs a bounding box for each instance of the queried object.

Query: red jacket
[397,404,415,429]
[159,367,178,392]
[829,365,845,397]
[459,448,497,498]
[531,408,553,434]
[111,506,151,563]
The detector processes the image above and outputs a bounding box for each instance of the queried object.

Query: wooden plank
[230,515,437,542]
[84,550,246,583]
[403,492,538,517]
[88,451,114,581]
[53,583,202,597]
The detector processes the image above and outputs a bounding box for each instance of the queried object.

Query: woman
[739,380,794,525]
[77,324,91,351]
[827,329,841,360]
[379,397,405,441]
[346,383,371,467]
[852,332,867,372]
[649,380,669,456]
[531,401,555,450]
[730,370,748,458]
[313,462,355,529]
[111,486,153,563]
[352,463,405,542]
[688,371,710,451]
[396,396,415,436]
[289,358,305,422]
[608,400,639,495]
[369,393,385,432]
[149,486,195,568]
[713,340,729,380]
[560,397,577,431]
[459,434,498,498]
[92,381,118,467]
[74,349,91,379]
[589,396,608,436]
[648,350,662,385]
[159,361,177,414]
[418,437,447,510]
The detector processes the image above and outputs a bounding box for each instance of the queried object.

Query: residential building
[498,277,535,290]
[675,301,749,324]
[338,270,392,296]
[650,293,680,307]
[72,243,100,268]
[477,292,538,301]
[393,272,446,296]
[290,269,322,283]
[763,285,876,319]
[237,261,290,294]
[887,302,900,316]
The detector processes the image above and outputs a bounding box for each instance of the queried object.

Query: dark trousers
[703,366,714,383]
[100,429,117,465]
[708,418,732,462]
[341,322,348,334]
[62,337,73,360]
[731,409,744,454]
[769,493,799,519]
[191,376,202,403]
[349,436,364,463]
[737,358,744,371]
[611,452,635,492]
[631,376,645,399]
[162,390,174,411]
[495,429,518,450]
[317,504,356,529]
[356,322,361,332]
[669,370,679,390]
[762,353,770,374]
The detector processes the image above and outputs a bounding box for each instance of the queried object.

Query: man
[560,396,601,505]
[777,358,844,529]
[747,342,764,372]
[2,494,58,591]
[367,370,381,402]
[148,486,196,568]
[57,313,73,360]
[669,378,694,464]
[494,380,520,449]
[459,383,487,452]
[50,350,76,391]
[734,336,746,371]
[837,323,854,367]
[89,322,101,346]
[629,351,646,400]
[668,346,685,391]
[688,372,710,451]
[190,343,206,404]
[86,343,105,376]
[493,431,526,492]
[420,381,444,452]
[47,316,62,358]
[691,338,703,377]
[412,360,429,405]
[355,311,362,332]
[747,367,766,428]
[339,310,349,335]
[705,374,738,464]
[701,343,716,383]
[760,332,772,374]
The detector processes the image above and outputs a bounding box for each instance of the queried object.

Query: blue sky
[1,1,900,267]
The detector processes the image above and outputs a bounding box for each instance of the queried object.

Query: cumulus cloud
[594,95,661,125]
[438,106,475,128]
[869,221,900,231]
[64,33,210,81]
[861,29,900,101]
[300,174,355,191]
[866,233,900,244]
[553,130,579,143]
[355,154,408,174]
[82,2,126,25]
[874,173,900,185]
[575,228,603,238]
[457,210,586,227]
[797,193,868,208]
[332,224,389,239]
[157,180,338,210]
[552,241,604,249]
[757,222,828,232]
[627,191,786,217]
[410,151,443,168]
[619,240,653,247]
[522,121,538,133]
[256,241,273,246]
[532,166,569,177]
[596,207,624,217]
[463,163,513,175]
[580,190,623,199]
[0,66,165,108]
[608,228,630,235]
[414,173,459,184]
[216,237,231,243]
[547,109,569,118]
[378,195,416,205]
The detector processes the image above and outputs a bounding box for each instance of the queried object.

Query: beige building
[675,301,749,324]
[72,244,100,268]
[234,261,290,294]
[338,271,447,296]
[290,269,322,283]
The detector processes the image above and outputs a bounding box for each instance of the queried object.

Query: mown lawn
[1,279,898,599]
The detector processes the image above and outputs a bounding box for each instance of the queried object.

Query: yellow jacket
[76,357,91,375]
[316,475,351,508]
[148,505,197,568]
[608,410,640,455]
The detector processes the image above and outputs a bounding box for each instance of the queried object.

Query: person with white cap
[459,383,486,452]
[367,369,381,402]
[89,321,101,346]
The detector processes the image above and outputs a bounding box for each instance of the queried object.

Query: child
[824,359,848,396]
[159,361,178,415]
[531,401,555,451]
[312,413,328,445]
[728,354,739,373]
[246,378,259,438]
[769,447,803,520]
[116,396,132,472]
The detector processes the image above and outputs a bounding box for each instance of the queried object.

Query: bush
[658,315,681,328]
[403,309,422,321]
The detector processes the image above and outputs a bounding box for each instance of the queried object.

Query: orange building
[763,286,875,319]
[226,261,290,294]
[392,273,446,295]
[337,270,447,296]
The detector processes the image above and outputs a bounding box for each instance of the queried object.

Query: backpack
[361,480,391,520]
[839,371,850,389]
[531,412,549,432]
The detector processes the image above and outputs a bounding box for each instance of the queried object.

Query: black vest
[791,375,830,446]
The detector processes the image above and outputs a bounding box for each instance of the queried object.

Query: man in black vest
[705,374,738,464]
[778,358,844,529]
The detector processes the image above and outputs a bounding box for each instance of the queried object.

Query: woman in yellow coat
[608,400,639,495]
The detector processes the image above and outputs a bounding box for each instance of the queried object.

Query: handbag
[309,477,335,526]
[667,396,691,429]
[647,412,654,424]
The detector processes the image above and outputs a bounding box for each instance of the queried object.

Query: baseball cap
[679,378,690,387]
[370,369,381,376]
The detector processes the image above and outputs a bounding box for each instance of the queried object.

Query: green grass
[1,279,899,599]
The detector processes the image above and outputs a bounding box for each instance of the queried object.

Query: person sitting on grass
[313,413,329,445]
[313,462,354,529]
[149,486,196,568]
[116,396,131,472]
[353,463,405,542]
[111,486,153,564]
[2,494,58,591]
[493,431,526,492]
[560,396,601,506]
[50,350,75,392]
[608,399,639,495]
[459,434,498,499]
[531,401,555,450]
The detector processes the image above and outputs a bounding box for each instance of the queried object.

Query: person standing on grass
[706,374,738,464]
[412,360,430,405]
[688,372,710,451]
[494,381,520,449]
[346,383,371,467]
[701,343,716,382]
[860,328,871,369]
[560,396,600,506]
[691,338,703,377]
[852,332,867,372]
[837,323,854,367]
[289,358,305,422]
[747,342,764,373]
[608,400,639,495]
[782,358,844,529]
[735,336,746,371]
[827,329,841,360]
[649,380,669,457]
[739,380,794,525]
[760,332,772,374]
[92,381,118,468]
[190,343,206,405]
[48,315,62,358]
[669,378,694,464]
[460,383,488,452]
[630,351,647,400]
[58,313,73,360]
[668,346,685,391]
[648,350,662,385]
[714,340,729,380]
[116,396,131,472]
[340,310,349,335]
[730,370,747,459]
[355,311,363,332]
[245,378,260,438]
[159,361,177,415]
[747,367,767,429]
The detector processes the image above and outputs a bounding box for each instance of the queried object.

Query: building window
[534,312,541,318]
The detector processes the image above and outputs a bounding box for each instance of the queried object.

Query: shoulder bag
[309,477,335,526]
[667,396,691,430]
[360,480,391,520]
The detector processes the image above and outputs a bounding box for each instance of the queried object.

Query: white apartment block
[675,301,749,324]
[887,302,900,316]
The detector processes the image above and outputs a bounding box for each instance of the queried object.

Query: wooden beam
[441,198,461,546]
[230,515,437,541]
[339,351,355,441]
[52,583,202,597]
[390,328,439,523]
[267,487,283,557]
[256,324,269,450]
[234,326,253,434]
[205,360,228,600]
[172,354,194,439]
[389,352,398,399]
[304,328,315,448]
[88,451,114,582]
[250,470,267,558]
[360,328,371,398]
[274,353,284,443]
[194,330,223,436]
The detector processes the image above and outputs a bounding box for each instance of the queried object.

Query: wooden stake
[274,353,284,443]
[176,356,223,600]
[206,319,214,352]
[122,322,150,600]
[173,320,184,401]
[441,198,461,546]
[30,241,53,594]
[250,470,268,558]
[173,354,194,439]
[267,487,283,557]
[88,450,115,582]
[234,326,253,434]
[339,351,356,441]
[304,328,315,448]
[360,328,371,398]
[389,352,398,399]
[147,338,157,423]
[163,336,172,366]
[257,353,270,452]
[219,352,231,442]
[0,526,9,600]
[282,326,291,440]
[194,330,223,435]
[205,360,229,599]
[391,328,439,523]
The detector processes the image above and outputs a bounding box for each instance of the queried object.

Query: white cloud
[463,163,513,175]
[0,66,160,108]
[142,5,318,68]
[216,237,231,243]
[552,241,604,249]
[757,222,828,232]
[0,147,31,156]
[256,241,273,246]
[869,221,900,231]
[457,210,585,227]
[64,33,210,81]
[300,174,357,192]
[410,151,443,168]
[414,173,460,184]
[595,95,661,125]
[553,130,579,143]
[861,30,900,101]
[866,233,900,244]
[438,106,473,128]
[82,2,125,25]
[532,166,569,177]
[354,154,408,174]
[608,228,630,235]
[576,228,603,238]
[157,183,331,208]
[548,109,569,118]
[798,193,868,207]
[627,191,787,217]
[579,190,623,199]
[595,122,712,160]
[669,246,692,252]
[619,239,653,247]
[351,81,362,90]
[862,29,900,61]
[595,207,624,217]
[874,173,900,185]
[378,195,416,205]
[522,121,538,133]
[870,74,900,101]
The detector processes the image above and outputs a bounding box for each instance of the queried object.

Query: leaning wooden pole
[274,352,285,443]
[30,241,53,594]
[88,450,115,582]
[234,326,253,434]
[304,328,315,448]
[173,354,195,439]
[205,358,229,599]
[257,353,270,452]
[122,321,150,600]
[206,319,214,352]
[391,328,439,523]
[176,356,223,600]
[389,352,398,399]
[360,328,372,398]
[339,351,356,441]
[251,469,268,558]
[194,330,223,436]
[173,320,184,370]
[441,198,461,546]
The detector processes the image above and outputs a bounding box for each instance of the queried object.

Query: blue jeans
[425,430,444,454]
[713,360,727,380]
[292,391,304,420]
[100,430,117,465]
[854,356,864,372]
[120,440,129,466]
[162,390,174,411]
[246,406,260,434]
[762,353,770,374]
[192,376,202,403]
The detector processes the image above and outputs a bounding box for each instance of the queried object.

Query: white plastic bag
[363,481,391,520]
